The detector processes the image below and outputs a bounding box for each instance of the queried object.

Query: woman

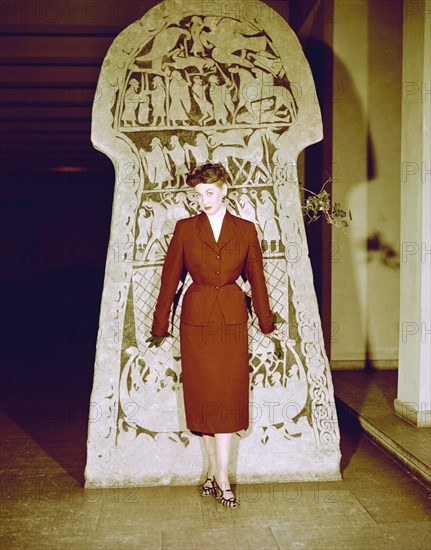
[146,163,285,507]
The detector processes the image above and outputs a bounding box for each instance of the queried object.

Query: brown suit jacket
[151,209,276,337]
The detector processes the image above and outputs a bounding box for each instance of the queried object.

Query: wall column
[395,0,431,427]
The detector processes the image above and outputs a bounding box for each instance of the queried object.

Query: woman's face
[193,182,227,216]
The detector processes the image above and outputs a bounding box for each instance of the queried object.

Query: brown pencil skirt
[179,299,250,434]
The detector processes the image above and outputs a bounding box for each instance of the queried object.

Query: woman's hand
[268,312,287,359]
[145,332,171,348]
[268,326,285,340]
[268,311,287,340]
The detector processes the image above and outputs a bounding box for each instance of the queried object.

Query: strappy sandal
[199,475,217,497]
[214,479,240,508]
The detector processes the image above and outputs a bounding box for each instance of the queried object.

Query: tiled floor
[1,388,430,549]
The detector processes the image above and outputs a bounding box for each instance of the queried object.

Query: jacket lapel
[197,209,237,253]
[217,209,237,250]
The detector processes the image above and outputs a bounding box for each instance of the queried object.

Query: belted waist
[190,281,242,292]
[191,282,238,287]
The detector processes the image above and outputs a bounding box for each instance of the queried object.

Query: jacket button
[214,286,219,290]
[215,271,220,275]
[216,255,220,260]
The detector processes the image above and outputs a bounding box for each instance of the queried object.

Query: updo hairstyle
[186,163,231,188]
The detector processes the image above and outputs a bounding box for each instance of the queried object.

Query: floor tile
[199,488,376,529]
[272,521,431,550]
[162,526,279,550]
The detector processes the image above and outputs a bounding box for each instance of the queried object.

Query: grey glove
[145,332,171,348]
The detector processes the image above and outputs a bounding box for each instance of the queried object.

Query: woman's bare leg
[202,434,216,478]
[214,432,233,492]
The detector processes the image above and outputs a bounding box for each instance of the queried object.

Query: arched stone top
[92,0,322,165]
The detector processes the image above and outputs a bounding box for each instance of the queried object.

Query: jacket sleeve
[151,221,184,337]
[245,223,276,335]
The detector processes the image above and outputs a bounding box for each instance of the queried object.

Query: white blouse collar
[206,205,227,222]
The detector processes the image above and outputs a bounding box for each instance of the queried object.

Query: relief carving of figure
[166,136,188,186]
[140,138,172,187]
[208,75,229,125]
[183,133,210,167]
[254,189,280,251]
[238,191,258,225]
[151,76,167,126]
[191,76,214,125]
[200,18,268,68]
[189,16,205,56]
[164,191,190,223]
[169,70,191,125]
[121,78,140,126]
[136,206,151,245]
[137,75,151,125]
[136,25,191,71]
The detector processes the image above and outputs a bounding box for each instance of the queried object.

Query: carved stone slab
[85,0,341,487]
